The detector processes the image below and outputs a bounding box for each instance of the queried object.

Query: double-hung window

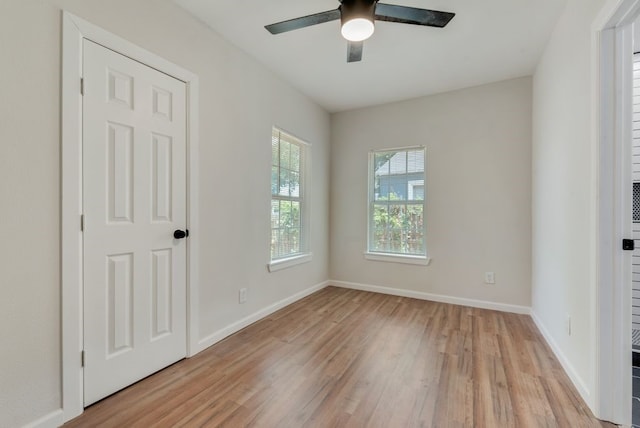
[367,147,428,264]
[270,128,310,270]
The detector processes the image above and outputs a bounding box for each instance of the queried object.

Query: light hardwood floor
[65,286,616,427]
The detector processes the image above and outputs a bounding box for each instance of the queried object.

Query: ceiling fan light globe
[341,18,374,42]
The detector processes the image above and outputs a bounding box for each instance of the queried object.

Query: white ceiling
[174,0,567,112]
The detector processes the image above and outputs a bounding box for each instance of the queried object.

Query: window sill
[363,252,431,266]
[268,253,313,272]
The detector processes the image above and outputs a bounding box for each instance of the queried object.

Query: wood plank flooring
[65,286,615,427]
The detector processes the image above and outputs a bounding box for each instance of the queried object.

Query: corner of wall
[530,309,592,406]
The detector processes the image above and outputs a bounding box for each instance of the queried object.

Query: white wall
[330,77,532,309]
[0,1,330,426]
[531,0,604,408]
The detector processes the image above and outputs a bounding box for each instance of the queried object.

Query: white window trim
[268,252,313,272]
[367,146,428,260]
[364,251,431,265]
[269,127,312,265]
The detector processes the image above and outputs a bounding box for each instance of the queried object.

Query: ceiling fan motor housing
[340,0,377,25]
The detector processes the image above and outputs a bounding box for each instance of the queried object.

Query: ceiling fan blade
[265,9,341,34]
[375,3,455,28]
[347,41,363,63]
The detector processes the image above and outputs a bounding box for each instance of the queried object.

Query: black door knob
[173,229,188,239]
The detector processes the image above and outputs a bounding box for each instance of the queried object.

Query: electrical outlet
[566,314,571,336]
[239,288,247,304]
[484,272,495,284]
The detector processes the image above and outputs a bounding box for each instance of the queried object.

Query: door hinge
[81,350,85,367]
[80,78,84,96]
[80,214,84,232]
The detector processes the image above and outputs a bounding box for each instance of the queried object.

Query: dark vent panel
[634,182,640,222]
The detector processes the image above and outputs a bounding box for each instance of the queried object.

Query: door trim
[61,12,200,422]
[593,0,640,424]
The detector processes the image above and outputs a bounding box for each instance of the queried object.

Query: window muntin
[271,129,307,261]
[369,147,426,256]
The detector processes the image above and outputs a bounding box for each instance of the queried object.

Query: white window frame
[365,146,429,265]
[268,128,312,272]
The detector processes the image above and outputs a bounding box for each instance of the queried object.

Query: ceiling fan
[265,0,455,63]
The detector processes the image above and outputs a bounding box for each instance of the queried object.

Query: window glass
[271,129,308,260]
[369,148,426,256]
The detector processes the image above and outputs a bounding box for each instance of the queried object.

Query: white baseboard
[22,409,63,428]
[195,280,330,353]
[330,280,531,315]
[530,310,591,404]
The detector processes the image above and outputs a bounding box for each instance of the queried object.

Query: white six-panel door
[82,39,187,405]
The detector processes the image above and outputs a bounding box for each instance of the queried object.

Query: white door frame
[594,0,640,424]
[61,12,200,422]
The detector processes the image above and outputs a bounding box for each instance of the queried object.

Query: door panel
[82,40,187,406]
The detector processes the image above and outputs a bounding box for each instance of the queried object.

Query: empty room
[1,0,638,426]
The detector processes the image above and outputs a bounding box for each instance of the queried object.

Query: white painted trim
[267,252,313,272]
[594,0,640,29]
[531,311,591,405]
[612,22,633,426]
[185,78,201,359]
[196,281,330,352]
[363,252,431,265]
[21,409,64,428]
[331,280,531,315]
[61,11,199,423]
[593,25,618,422]
[592,1,639,424]
[61,11,84,422]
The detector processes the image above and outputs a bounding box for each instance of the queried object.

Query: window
[270,128,310,267]
[367,147,427,262]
